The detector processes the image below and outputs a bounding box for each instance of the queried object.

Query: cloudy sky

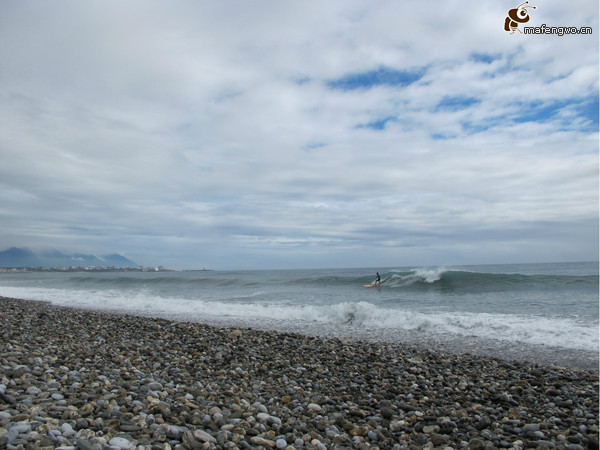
[1,1,598,270]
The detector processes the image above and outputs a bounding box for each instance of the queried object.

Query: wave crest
[384,268,447,287]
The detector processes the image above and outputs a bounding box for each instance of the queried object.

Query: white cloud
[0,0,597,269]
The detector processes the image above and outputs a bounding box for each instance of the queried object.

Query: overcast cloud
[1,0,598,269]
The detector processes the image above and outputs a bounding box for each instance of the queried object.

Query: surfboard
[363,283,381,288]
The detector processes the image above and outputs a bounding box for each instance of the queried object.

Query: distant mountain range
[0,247,138,268]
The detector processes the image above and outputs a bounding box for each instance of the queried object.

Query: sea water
[1,262,597,370]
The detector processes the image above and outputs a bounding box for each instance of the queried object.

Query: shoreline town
[1,296,598,449]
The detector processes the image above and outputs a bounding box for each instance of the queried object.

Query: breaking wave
[0,285,596,352]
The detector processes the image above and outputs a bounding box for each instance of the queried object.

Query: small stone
[350,425,368,437]
[1,428,18,446]
[10,414,28,422]
[11,422,32,434]
[432,433,448,446]
[107,418,121,430]
[390,420,407,432]
[26,386,41,396]
[307,403,322,412]
[60,422,76,437]
[477,415,492,430]
[77,438,100,450]
[276,438,287,448]
[251,436,276,447]
[469,437,486,449]
[257,412,271,422]
[522,423,540,433]
[146,381,163,391]
[193,429,217,443]
[507,410,520,419]
[36,435,55,447]
[182,430,200,448]
[9,365,30,378]
[423,425,440,434]
[228,329,243,339]
[0,393,15,405]
[108,436,135,449]
[380,407,394,419]
[256,403,269,413]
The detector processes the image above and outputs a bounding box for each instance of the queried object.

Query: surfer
[363,273,382,288]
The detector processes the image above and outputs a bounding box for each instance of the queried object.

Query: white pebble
[108,436,134,449]
[60,422,75,437]
[307,403,322,412]
[11,422,31,433]
[26,386,40,396]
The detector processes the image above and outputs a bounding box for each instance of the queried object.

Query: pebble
[108,436,135,449]
[0,296,598,449]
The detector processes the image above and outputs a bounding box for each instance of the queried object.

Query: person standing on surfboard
[375,272,381,285]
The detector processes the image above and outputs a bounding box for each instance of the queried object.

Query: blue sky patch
[575,97,599,131]
[512,100,570,123]
[327,66,426,91]
[469,52,501,64]
[461,96,599,135]
[461,101,566,134]
[435,96,481,112]
[431,132,456,140]
[356,116,397,130]
[461,120,492,135]
[511,98,599,131]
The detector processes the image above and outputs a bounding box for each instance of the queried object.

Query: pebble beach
[0,296,598,450]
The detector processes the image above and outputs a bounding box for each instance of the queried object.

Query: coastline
[169,314,599,374]
[1,296,598,449]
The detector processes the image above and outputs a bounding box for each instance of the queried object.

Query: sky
[0,1,598,270]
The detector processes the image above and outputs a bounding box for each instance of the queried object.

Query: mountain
[0,247,138,268]
[0,247,39,267]
[103,254,138,266]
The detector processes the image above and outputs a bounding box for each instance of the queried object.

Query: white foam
[1,285,597,352]
[386,267,447,286]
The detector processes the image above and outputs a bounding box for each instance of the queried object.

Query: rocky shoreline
[1,296,598,449]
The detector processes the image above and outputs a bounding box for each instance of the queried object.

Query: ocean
[1,262,598,370]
